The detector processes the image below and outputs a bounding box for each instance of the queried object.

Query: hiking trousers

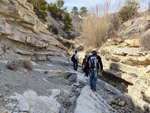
[84,66,89,77]
[73,60,78,71]
[89,69,98,90]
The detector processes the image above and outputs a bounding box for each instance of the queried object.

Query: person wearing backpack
[88,49,103,91]
[71,51,78,71]
[82,55,89,77]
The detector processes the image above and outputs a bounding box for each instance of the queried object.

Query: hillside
[46,9,81,39]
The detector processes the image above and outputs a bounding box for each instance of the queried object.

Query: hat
[92,49,97,52]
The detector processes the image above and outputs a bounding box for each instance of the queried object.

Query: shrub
[48,2,61,19]
[140,29,150,51]
[63,13,73,31]
[28,0,47,22]
[23,60,33,70]
[119,0,139,22]
[47,23,58,34]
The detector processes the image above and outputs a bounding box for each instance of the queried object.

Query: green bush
[63,13,73,31]
[48,2,61,19]
[119,0,139,22]
[55,0,65,9]
[47,23,58,34]
[28,0,47,22]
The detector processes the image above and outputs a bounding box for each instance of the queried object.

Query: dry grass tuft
[23,60,33,70]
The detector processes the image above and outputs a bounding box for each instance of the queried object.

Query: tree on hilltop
[79,7,88,17]
[71,6,78,16]
[47,2,61,19]
[28,0,48,22]
[55,0,65,9]
[119,0,139,22]
[63,13,72,31]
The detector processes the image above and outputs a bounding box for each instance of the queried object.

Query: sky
[46,0,149,13]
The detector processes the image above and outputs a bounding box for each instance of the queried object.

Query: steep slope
[47,11,81,39]
[0,0,67,61]
[117,15,150,39]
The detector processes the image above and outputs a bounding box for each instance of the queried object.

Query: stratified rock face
[117,16,150,39]
[0,0,67,60]
[100,38,150,98]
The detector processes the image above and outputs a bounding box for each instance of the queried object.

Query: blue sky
[46,0,149,13]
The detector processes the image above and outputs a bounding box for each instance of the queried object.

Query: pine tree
[71,7,78,16]
[28,0,47,22]
[79,7,88,17]
[119,0,139,22]
[63,13,72,31]
[55,0,65,9]
[48,2,61,19]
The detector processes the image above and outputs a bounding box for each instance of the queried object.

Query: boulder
[127,86,143,99]
[6,59,33,70]
[118,100,125,106]
[6,60,20,70]
[68,73,77,83]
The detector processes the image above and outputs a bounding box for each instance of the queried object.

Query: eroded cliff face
[117,15,150,39]
[0,0,67,61]
[100,38,150,110]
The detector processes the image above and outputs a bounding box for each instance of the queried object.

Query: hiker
[88,49,103,91]
[71,51,78,71]
[82,55,89,77]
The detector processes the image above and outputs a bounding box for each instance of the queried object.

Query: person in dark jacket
[87,49,103,91]
[82,55,89,77]
[72,51,78,71]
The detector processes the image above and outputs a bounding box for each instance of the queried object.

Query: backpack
[71,54,75,62]
[89,56,98,70]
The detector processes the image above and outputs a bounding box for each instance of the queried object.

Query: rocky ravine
[0,0,150,113]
